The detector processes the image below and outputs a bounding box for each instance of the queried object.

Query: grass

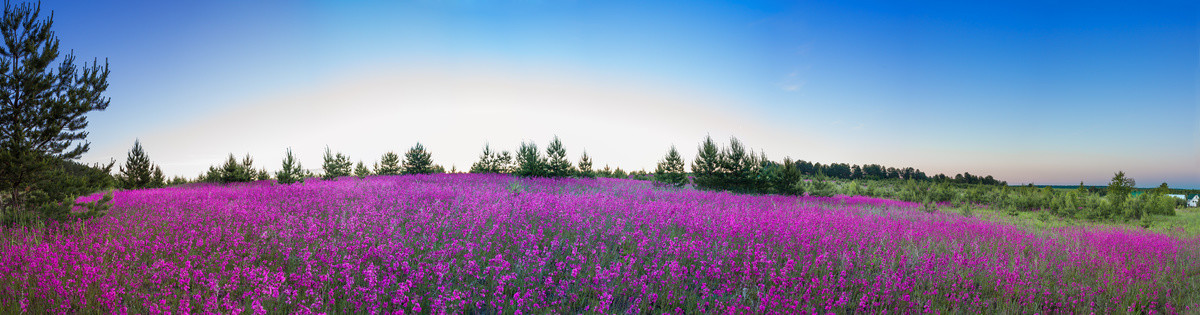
[939,203,1200,238]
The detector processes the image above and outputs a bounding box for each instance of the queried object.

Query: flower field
[1,174,1197,314]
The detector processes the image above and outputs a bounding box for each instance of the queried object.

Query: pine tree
[692,135,722,190]
[239,155,256,182]
[576,151,595,178]
[354,161,371,178]
[275,148,304,184]
[402,142,434,175]
[470,144,497,173]
[1107,171,1136,218]
[217,154,254,184]
[167,176,189,186]
[152,165,165,186]
[612,167,627,179]
[212,154,256,184]
[321,147,352,180]
[749,150,771,193]
[514,141,544,177]
[496,150,513,173]
[720,137,752,192]
[375,152,402,175]
[598,165,613,178]
[772,157,803,195]
[654,145,687,187]
[115,140,165,189]
[544,136,573,177]
[255,168,271,181]
[219,155,238,183]
[0,2,112,217]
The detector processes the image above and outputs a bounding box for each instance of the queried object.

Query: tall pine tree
[772,157,803,195]
[275,148,304,184]
[115,140,164,189]
[654,145,687,187]
[402,142,434,175]
[720,137,751,192]
[0,1,111,217]
[544,136,573,177]
[692,135,722,190]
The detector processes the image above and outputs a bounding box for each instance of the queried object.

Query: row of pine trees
[113,135,1004,194]
[113,136,635,189]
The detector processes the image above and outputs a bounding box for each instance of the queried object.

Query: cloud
[778,70,807,92]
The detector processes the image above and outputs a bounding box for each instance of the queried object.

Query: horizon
[37,0,1199,188]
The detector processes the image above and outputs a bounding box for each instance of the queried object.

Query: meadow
[1,174,1197,314]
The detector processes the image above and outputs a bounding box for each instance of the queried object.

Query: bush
[806,179,836,197]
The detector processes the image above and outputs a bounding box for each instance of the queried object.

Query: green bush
[806,179,836,197]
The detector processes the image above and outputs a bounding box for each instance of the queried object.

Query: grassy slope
[939,204,1200,237]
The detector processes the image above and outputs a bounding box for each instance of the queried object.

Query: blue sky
[40,0,1199,188]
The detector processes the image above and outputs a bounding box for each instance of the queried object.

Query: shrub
[806,178,836,197]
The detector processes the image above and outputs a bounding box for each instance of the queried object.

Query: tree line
[646,135,1005,194]
[112,135,650,189]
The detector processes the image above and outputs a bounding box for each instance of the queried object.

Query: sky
[36,0,1200,188]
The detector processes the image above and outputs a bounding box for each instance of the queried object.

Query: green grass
[940,204,1200,238]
